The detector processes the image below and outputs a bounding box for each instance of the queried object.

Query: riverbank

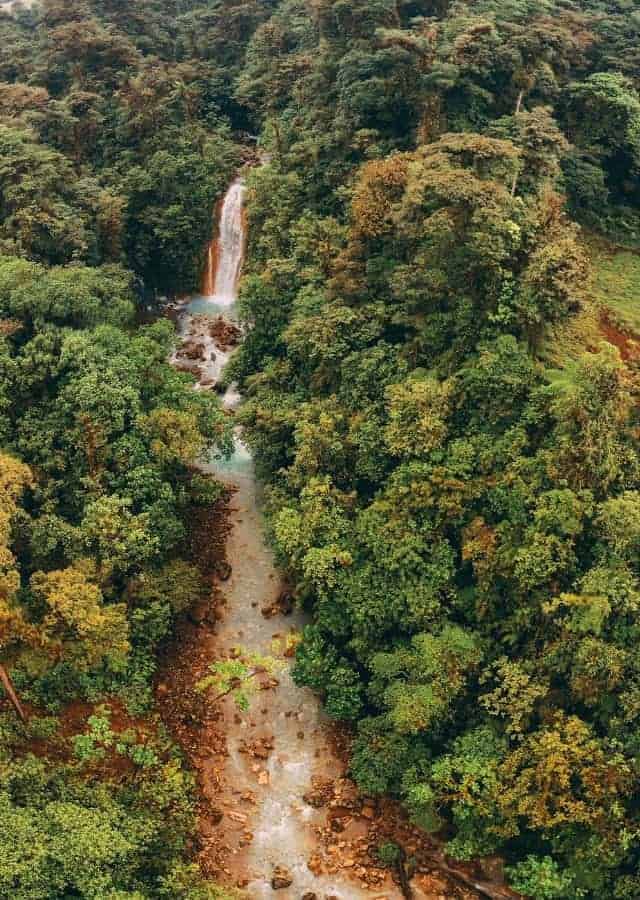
[156,176,497,900]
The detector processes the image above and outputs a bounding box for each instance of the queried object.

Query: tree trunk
[0,664,26,722]
[514,89,524,116]
[509,88,526,197]
[397,847,413,899]
[510,167,519,197]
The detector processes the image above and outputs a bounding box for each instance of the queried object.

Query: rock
[215,560,232,581]
[334,778,360,807]
[478,855,505,882]
[209,315,242,349]
[180,341,206,360]
[174,360,201,376]
[301,894,317,900]
[210,806,224,825]
[277,590,295,615]
[188,600,211,625]
[303,777,334,809]
[271,865,293,890]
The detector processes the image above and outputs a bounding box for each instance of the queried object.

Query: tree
[0,452,33,720]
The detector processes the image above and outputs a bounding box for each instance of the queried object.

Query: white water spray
[205,179,246,304]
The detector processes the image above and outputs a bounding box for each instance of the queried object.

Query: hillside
[1,2,640,899]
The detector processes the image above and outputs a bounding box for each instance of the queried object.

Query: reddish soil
[155,492,235,880]
[153,493,513,900]
[598,311,640,362]
[1,696,157,781]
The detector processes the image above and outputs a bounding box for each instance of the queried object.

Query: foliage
[197,647,279,713]
[0,2,248,896]
[230,0,640,894]
[4,0,640,895]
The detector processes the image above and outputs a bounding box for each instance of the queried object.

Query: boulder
[271,865,293,890]
[277,590,295,615]
[182,341,206,360]
[215,560,232,581]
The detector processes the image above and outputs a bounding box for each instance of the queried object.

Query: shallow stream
[173,177,400,898]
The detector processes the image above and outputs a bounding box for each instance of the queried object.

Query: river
[163,172,513,900]
[170,176,405,899]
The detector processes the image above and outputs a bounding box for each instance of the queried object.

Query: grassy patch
[540,233,640,365]
[587,235,640,335]
[540,304,602,367]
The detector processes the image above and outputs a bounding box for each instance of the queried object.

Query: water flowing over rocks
[159,175,497,900]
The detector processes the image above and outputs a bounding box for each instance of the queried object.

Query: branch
[209,667,265,706]
[0,663,26,722]
[422,848,521,900]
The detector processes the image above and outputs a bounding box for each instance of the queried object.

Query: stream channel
[171,175,403,900]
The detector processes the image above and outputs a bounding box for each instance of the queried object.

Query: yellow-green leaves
[384,377,452,459]
[30,566,129,672]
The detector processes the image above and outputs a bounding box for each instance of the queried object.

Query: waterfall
[201,241,216,297]
[170,172,398,900]
[202,179,246,303]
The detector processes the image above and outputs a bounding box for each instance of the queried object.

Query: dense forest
[231,0,640,897]
[0,1,256,897]
[1,0,640,897]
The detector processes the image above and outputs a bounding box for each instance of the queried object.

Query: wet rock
[277,590,295,615]
[303,777,334,809]
[182,341,206,360]
[215,560,232,581]
[271,865,293,890]
[174,360,201,376]
[252,738,273,760]
[209,315,242,350]
[210,805,224,825]
[240,736,274,760]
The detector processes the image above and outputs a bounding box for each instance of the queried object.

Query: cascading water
[172,176,402,899]
[202,241,216,298]
[202,179,246,305]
